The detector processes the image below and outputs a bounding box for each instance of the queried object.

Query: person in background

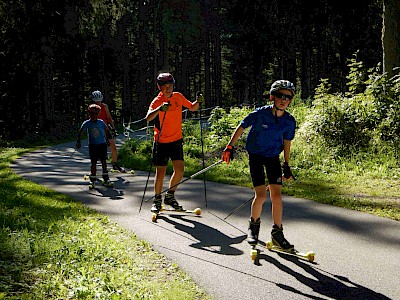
[76,104,112,186]
[91,90,126,173]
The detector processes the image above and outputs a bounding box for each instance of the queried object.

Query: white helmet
[270,80,295,95]
[91,90,103,102]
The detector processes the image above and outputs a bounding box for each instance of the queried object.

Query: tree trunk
[382,0,400,77]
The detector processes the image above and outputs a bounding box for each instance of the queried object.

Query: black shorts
[248,153,282,187]
[152,139,184,166]
[89,143,108,164]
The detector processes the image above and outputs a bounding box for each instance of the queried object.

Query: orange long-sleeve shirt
[149,92,195,143]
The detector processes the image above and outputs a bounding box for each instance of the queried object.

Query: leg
[90,162,97,177]
[247,185,267,245]
[164,160,184,210]
[269,184,283,227]
[168,160,184,192]
[109,138,118,163]
[250,185,268,220]
[269,184,293,250]
[88,145,97,177]
[100,158,108,175]
[154,165,167,195]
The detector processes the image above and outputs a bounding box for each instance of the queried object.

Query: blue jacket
[240,105,296,157]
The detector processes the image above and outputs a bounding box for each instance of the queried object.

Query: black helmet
[270,80,295,95]
[156,73,175,86]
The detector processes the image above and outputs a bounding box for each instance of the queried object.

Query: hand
[221,145,234,163]
[282,162,296,180]
[160,102,170,112]
[106,139,111,146]
[196,91,204,104]
[76,140,81,149]
[108,125,117,138]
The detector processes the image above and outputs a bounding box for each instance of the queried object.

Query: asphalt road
[11,138,400,300]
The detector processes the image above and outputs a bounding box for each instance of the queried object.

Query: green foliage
[300,57,400,156]
[208,106,252,146]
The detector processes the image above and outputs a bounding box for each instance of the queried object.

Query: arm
[221,124,245,163]
[145,102,168,122]
[282,139,292,164]
[188,101,200,112]
[103,103,115,128]
[76,128,83,148]
[227,124,245,146]
[282,139,296,180]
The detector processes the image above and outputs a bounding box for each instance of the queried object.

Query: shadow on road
[256,252,390,300]
[156,215,246,255]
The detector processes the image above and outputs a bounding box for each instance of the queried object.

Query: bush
[299,57,400,157]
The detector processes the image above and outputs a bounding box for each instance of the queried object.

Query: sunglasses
[273,92,293,100]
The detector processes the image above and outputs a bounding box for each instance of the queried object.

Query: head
[156,73,175,98]
[88,104,101,119]
[269,80,295,111]
[91,90,103,103]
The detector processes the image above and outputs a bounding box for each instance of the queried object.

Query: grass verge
[0,147,212,299]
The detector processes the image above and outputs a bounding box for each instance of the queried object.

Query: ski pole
[69,148,77,158]
[223,195,253,220]
[197,91,207,207]
[144,159,223,203]
[223,186,270,220]
[139,111,167,213]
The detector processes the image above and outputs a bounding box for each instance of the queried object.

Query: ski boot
[88,174,97,190]
[151,195,162,213]
[164,192,183,211]
[271,224,294,251]
[102,172,114,188]
[247,217,260,246]
[112,162,126,173]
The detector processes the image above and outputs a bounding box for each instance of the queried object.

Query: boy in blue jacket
[222,80,296,250]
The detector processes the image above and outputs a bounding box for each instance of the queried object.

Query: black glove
[222,145,234,163]
[108,124,117,138]
[76,140,81,149]
[282,162,296,180]
[196,91,204,104]
[160,102,170,112]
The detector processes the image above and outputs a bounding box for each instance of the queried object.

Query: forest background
[1,0,399,143]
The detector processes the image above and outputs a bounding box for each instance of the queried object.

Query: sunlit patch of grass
[0,147,212,299]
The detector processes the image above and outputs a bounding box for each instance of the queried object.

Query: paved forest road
[12,138,400,300]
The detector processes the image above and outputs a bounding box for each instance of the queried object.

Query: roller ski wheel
[111,163,129,174]
[84,175,96,190]
[250,246,259,261]
[151,206,201,222]
[110,168,134,174]
[101,179,114,188]
[265,240,315,262]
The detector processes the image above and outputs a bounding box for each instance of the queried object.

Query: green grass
[0,147,212,299]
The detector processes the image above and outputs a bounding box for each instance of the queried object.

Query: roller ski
[264,240,315,262]
[151,193,201,222]
[83,174,114,190]
[110,162,132,174]
[250,224,315,262]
